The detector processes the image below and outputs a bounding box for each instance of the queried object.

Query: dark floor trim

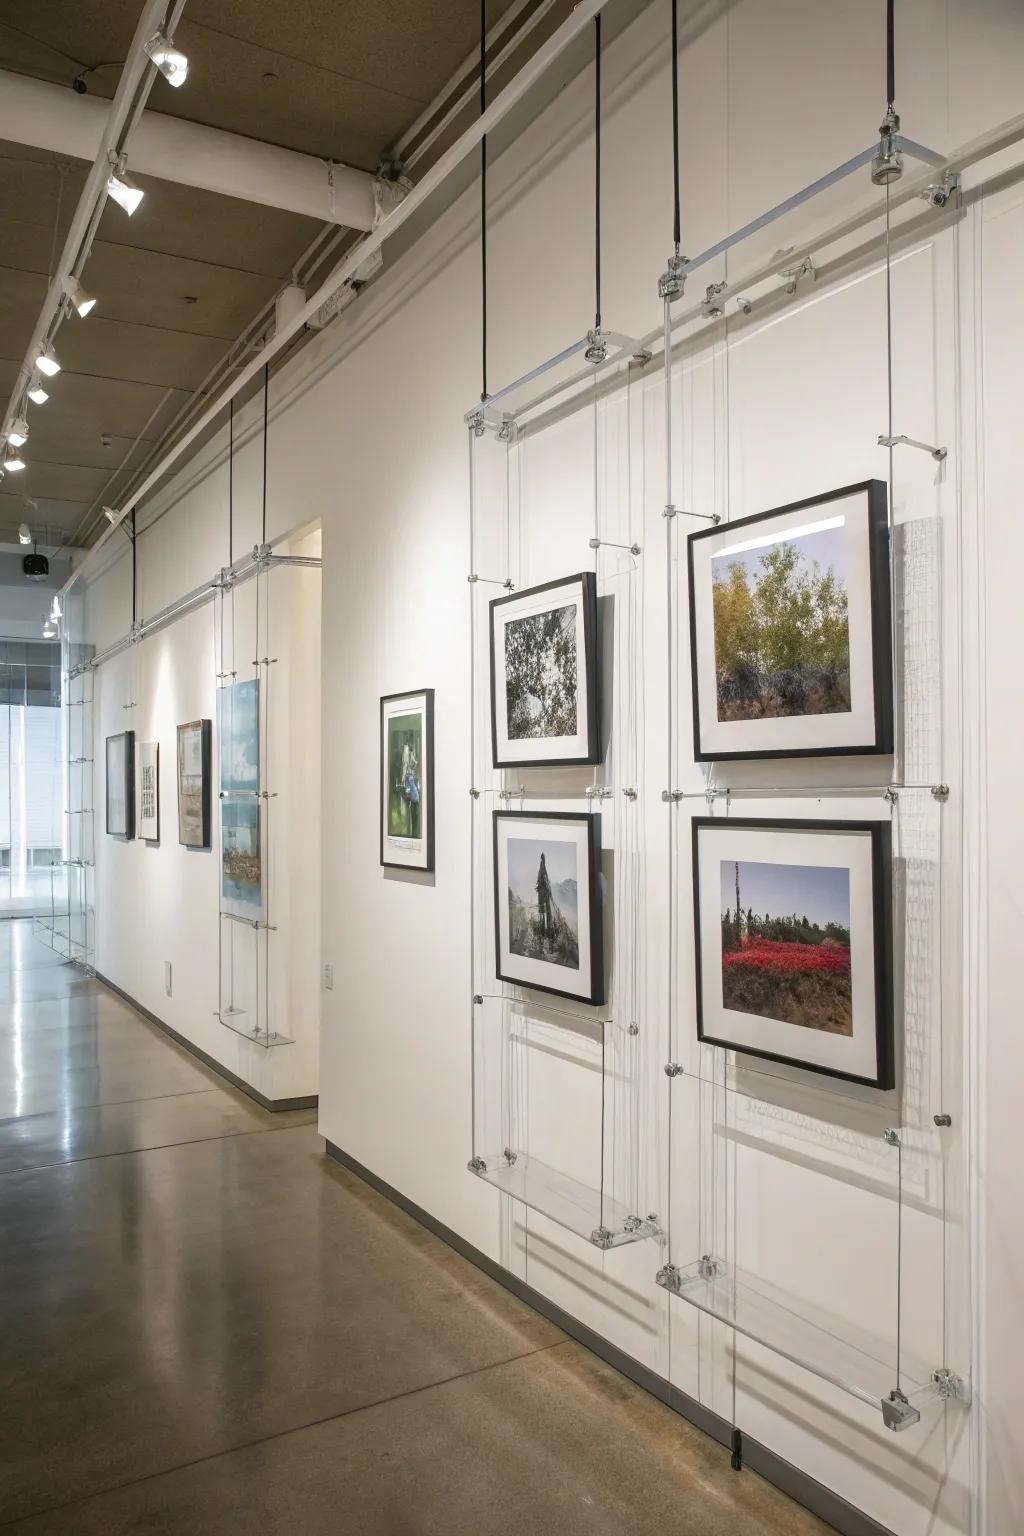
[95,971,318,1114]
[325,1140,895,1536]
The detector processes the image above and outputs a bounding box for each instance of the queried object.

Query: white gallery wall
[73,2,1024,1532]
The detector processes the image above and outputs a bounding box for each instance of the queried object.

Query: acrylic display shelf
[469,1151,658,1251]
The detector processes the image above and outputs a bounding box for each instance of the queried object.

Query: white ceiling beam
[0,69,377,230]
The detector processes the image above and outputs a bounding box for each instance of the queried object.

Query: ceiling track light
[4,450,26,472]
[50,594,63,620]
[7,416,29,448]
[35,344,61,377]
[27,373,49,405]
[62,274,97,318]
[42,619,58,639]
[144,30,189,88]
[19,522,32,545]
[106,157,144,216]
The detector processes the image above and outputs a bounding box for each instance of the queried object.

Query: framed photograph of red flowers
[692,817,894,1088]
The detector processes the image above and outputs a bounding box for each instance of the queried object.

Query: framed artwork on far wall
[493,810,604,1006]
[105,731,135,839]
[490,572,600,768]
[687,480,893,760]
[692,816,894,1089]
[136,741,159,842]
[176,719,211,849]
[380,689,434,872]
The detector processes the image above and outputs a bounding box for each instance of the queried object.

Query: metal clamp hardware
[881,1387,920,1432]
[590,1226,614,1250]
[921,170,959,208]
[469,788,480,799]
[623,1215,642,1234]
[883,1127,902,1148]
[735,296,753,315]
[631,348,653,366]
[628,1023,640,1036]
[467,574,515,588]
[658,251,687,300]
[589,537,642,556]
[467,409,485,437]
[933,1113,952,1128]
[663,503,721,523]
[702,280,727,319]
[932,1367,971,1404]
[121,701,136,710]
[467,1156,487,1175]
[622,787,638,801]
[931,783,950,802]
[498,787,524,802]
[502,1148,518,1166]
[656,1262,681,1288]
[878,433,947,463]
[781,255,815,293]
[215,670,238,681]
[584,327,608,364]
[496,419,514,442]
[662,790,684,803]
[252,656,279,666]
[883,787,899,807]
[698,1254,721,1281]
[472,994,483,1005]
[664,1061,684,1078]
[871,108,904,186]
[585,786,613,800]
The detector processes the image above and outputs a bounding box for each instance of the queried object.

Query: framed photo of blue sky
[490,573,599,768]
[493,810,604,1006]
[687,481,893,760]
[380,689,434,872]
[693,816,894,1089]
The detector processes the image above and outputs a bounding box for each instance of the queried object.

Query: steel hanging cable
[671,0,681,252]
[594,13,602,331]
[480,0,488,402]
[261,363,269,547]
[228,397,234,567]
[886,0,895,108]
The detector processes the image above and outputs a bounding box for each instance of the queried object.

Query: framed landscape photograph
[105,731,135,839]
[221,799,262,920]
[493,810,604,1006]
[380,689,434,871]
[490,572,599,768]
[137,741,159,842]
[693,817,894,1089]
[176,719,211,849]
[687,481,893,760]
[218,678,259,795]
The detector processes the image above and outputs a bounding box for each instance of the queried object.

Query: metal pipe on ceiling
[60,0,617,598]
[0,70,378,229]
[0,0,171,453]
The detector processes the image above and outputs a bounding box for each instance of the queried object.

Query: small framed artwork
[687,480,893,760]
[490,572,599,768]
[105,731,135,839]
[177,719,212,849]
[493,810,604,1006]
[693,816,894,1089]
[221,798,262,920]
[380,689,434,871]
[136,741,159,842]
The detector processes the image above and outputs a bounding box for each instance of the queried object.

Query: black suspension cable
[886,0,895,108]
[261,363,268,547]
[480,0,488,401]
[594,13,602,331]
[131,509,137,626]
[671,0,681,251]
[228,396,234,566]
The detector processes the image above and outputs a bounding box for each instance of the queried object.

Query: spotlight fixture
[62,274,97,317]
[42,618,58,639]
[26,374,49,405]
[103,506,119,525]
[50,593,62,620]
[35,344,61,377]
[144,31,189,87]
[19,523,32,545]
[4,450,26,472]
[106,161,144,216]
[7,417,29,448]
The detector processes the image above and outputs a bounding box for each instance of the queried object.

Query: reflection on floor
[0,919,830,1534]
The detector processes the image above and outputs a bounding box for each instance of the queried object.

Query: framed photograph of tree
[105,731,135,839]
[687,481,893,760]
[493,810,604,1006]
[380,689,434,872]
[490,573,599,768]
[692,816,894,1089]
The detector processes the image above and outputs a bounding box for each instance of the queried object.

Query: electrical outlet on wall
[323,963,334,991]
[164,961,172,998]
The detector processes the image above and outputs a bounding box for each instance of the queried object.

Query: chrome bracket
[933,1113,952,1128]
[702,280,727,319]
[467,574,515,588]
[878,433,947,463]
[467,409,485,438]
[781,255,816,294]
[871,108,904,186]
[883,786,899,808]
[469,787,480,799]
[698,1254,721,1281]
[664,1061,685,1078]
[502,1147,518,1166]
[498,786,525,802]
[623,1215,643,1234]
[584,327,608,364]
[590,1226,615,1250]
[884,1127,902,1148]
[589,536,641,556]
[658,252,687,300]
[472,993,483,1004]
[585,785,613,800]
[467,1156,487,1175]
[661,790,684,803]
[931,783,950,802]
[622,786,638,801]
[631,348,653,366]
[921,170,960,208]
[932,1367,971,1405]
[627,1022,640,1036]
[656,1262,681,1289]
[496,418,514,442]
[882,1387,920,1431]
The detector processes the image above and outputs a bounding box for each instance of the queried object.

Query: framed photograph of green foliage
[380,689,434,871]
[688,481,893,760]
[490,572,599,768]
[493,810,604,1006]
[693,816,894,1089]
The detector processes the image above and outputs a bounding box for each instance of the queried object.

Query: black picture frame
[687,480,893,761]
[176,719,212,850]
[105,731,135,839]
[493,809,604,1007]
[692,816,894,1090]
[380,688,435,872]
[489,571,600,769]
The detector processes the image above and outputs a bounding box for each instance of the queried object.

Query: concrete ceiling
[0,0,524,550]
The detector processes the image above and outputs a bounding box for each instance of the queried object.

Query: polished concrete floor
[0,919,831,1534]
